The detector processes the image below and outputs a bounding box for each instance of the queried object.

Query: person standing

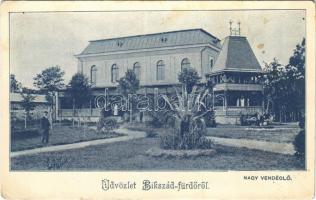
[40,111,51,144]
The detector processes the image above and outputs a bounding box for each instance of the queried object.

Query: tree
[33,66,65,92]
[33,66,65,123]
[20,92,36,128]
[22,87,43,94]
[68,73,91,127]
[10,74,22,93]
[21,93,36,116]
[178,67,201,93]
[262,38,305,122]
[118,69,140,97]
[262,59,283,114]
[118,69,140,122]
[287,38,305,119]
[68,73,91,109]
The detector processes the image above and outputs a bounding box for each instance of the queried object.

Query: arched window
[181,58,190,71]
[111,64,119,83]
[156,60,165,81]
[133,62,141,80]
[90,65,97,85]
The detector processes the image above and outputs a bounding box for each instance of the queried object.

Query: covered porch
[212,85,264,124]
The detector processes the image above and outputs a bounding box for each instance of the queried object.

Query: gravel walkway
[208,136,295,155]
[10,128,146,158]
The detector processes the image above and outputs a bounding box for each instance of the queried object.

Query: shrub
[240,114,247,126]
[160,128,178,150]
[159,119,213,150]
[160,133,213,150]
[148,110,172,128]
[204,110,217,128]
[293,117,305,158]
[158,86,215,150]
[166,115,176,127]
[160,132,181,150]
[97,117,119,134]
[298,118,305,129]
[293,130,305,158]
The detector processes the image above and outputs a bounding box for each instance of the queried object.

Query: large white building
[57,28,264,124]
[76,29,220,89]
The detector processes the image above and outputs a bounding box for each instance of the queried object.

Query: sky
[10,10,305,88]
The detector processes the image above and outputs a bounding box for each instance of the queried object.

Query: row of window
[90,57,214,85]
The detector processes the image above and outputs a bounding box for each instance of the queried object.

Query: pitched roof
[210,36,262,74]
[77,29,220,56]
[10,93,48,103]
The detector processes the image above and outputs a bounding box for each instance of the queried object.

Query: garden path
[208,136,295,155]
[10,128,146,158]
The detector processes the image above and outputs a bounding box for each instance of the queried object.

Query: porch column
[90,98,92,116]
[262,90,265,113]
[224,91,227,107]
[224,91,227,114]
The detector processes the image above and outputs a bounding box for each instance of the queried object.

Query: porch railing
[58,108,102,117]
[215,106,263,116]
[213,83,263,92]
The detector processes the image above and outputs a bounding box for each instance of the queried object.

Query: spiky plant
[160,86,213,150]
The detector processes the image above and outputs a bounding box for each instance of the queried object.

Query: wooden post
[83,116,86,136]
[49,107,53,130]
[129,98,132,123]
[224,91,227,115]
[78,109,80,127]
[90,98,92,117]
[72,98,75,127]
[24,112,27,129]
[55,91,59,123]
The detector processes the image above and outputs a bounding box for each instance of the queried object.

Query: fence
[10,110,48,130]
[57,108,102,123]
[215,106,263,116]
[58,108,102,118]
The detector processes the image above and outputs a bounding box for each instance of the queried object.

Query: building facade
[206,36,265,124]
[76,29,220,89]
[57,28,264,124]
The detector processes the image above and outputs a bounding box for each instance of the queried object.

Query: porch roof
[208,36,263,75]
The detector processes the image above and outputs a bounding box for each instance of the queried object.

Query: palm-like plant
[160,86,213,150]
[163,86,209,121]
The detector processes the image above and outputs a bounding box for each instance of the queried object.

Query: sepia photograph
[8,9,307,171]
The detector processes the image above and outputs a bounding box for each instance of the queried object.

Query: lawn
[11,137,305,171]
[11,124,125,152]
[206,124,300,143]
[10,122,304,171]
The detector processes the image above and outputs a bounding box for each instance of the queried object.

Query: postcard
[0,1,315,199]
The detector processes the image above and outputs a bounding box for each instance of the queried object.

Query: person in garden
[40,111,51,144]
